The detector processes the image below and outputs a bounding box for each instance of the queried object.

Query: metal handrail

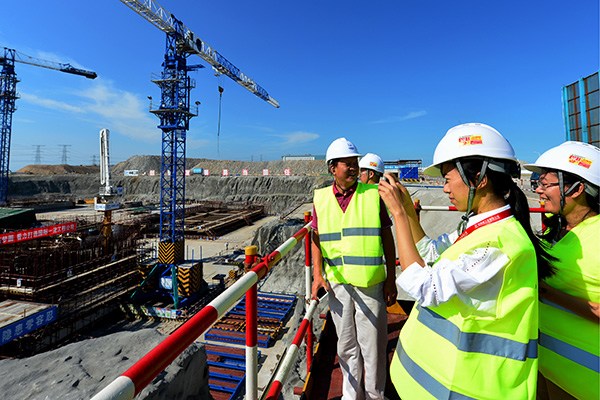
[91,221,312,400]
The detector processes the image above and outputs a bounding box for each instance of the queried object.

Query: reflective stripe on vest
[396,339,477,400]
[314,182,385,287]
[390,216,539,400]
[319,227,381,242]
[417,305,537,361]
[324,256,384,266]
[540,332,599,373]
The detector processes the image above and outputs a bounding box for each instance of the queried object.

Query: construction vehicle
[120,0,278,309]
[94,128,121,253]
[0,46,96,205]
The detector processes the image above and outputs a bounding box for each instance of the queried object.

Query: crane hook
[217,86,224,159]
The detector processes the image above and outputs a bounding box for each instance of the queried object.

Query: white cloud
[77,82,158,141]
[21,79,160,142]
[371,110,427,124]
[275,131,319,146]
[19,93,84,113]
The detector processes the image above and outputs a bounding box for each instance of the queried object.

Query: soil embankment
[10,157,332,214]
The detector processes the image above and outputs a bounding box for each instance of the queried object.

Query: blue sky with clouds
[1,0,598,171]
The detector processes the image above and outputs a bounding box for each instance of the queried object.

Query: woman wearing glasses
[380,123,555,399]
[525,141,599,400]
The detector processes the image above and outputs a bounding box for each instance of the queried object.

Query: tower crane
[120,0,279,308]
[0,46,97,205]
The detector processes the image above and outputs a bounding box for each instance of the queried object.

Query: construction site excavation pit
[0,161,544,399]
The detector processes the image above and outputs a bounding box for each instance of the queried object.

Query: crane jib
[2,47,97,80]
[119,0,279,108]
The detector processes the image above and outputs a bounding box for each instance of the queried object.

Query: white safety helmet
[325,137,361,163]
[423,123,518,177]
[524,141,599,198]
[359,153,385,174]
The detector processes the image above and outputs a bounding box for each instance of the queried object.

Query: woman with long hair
[525,141,599,400]
[380,123,554,399]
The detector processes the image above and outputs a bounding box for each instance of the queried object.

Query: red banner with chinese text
[0,222,77,245]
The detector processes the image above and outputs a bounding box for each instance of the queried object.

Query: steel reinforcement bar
[91,221,312,400]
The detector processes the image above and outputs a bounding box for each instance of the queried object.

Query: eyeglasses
[535,181,560,190]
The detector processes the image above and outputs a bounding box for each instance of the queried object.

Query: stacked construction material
[205,291,296,348]
[205,343,258,400]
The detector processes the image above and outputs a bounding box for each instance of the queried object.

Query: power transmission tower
[33,145,44,164]
[59,144,71,164]
[91,154,98,166]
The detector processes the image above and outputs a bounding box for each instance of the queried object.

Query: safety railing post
[245,245,259,400]
[303,211,314,372]
[91,222,312,400]
[265,298,322,400]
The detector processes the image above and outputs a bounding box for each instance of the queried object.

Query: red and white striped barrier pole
[91,222,312,400]
[245,246,259,400]
[264,297,322,400]
[418,204,458,211]
[304,212,312,304]
[303,211,314,372]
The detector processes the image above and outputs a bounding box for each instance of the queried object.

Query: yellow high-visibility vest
[540,215,600,400]
[390,217,539,400]
[313,183,385,287]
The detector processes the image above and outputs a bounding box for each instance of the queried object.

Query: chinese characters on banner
[0,222,77,245]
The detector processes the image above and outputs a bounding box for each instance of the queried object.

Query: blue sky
[1,0,598,171]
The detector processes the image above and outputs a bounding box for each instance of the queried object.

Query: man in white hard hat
[311,137,397,400]
[359,153,385,184]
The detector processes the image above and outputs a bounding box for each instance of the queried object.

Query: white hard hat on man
[326,137,361,163]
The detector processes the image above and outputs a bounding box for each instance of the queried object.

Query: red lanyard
[455,209,512,242]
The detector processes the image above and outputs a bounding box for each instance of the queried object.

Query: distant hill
[111,155,327,177]
[16,164,99,175]
[16,155,328,177]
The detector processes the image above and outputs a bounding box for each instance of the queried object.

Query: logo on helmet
[458,135,483,146]
[568,154,592,169]
[369,161,378,167]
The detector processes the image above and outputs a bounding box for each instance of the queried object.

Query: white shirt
[397,205,512,312]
